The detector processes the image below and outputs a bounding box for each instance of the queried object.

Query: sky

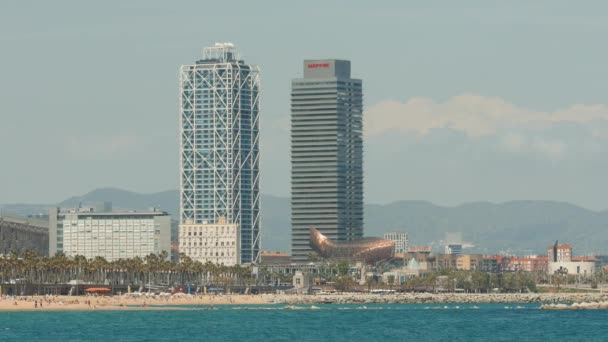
[1,1,607,210]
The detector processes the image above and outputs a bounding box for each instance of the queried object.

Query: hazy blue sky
[1,1,607,209]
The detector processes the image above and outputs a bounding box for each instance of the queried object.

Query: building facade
[179,217,240,266]
[456,254,483,271]
[508,255,549,273]
[261,251,291,265]
[50,208,171,261]
[547,243,572,262]
[291,59,363,261]
[384,232,408,254]
[179,43,260,264]
[445,244,463,255]
[548,261,595,276]
[0,214,48,256]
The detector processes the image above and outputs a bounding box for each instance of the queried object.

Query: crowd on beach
[2,292,608,311]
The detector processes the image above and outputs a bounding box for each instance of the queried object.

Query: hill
[3,188,607,255]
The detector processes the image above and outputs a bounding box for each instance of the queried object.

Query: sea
[1,303,607,341]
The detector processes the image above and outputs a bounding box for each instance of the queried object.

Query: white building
[548,261,595,276]
[384,232,408,254]
[179,217,240,266]
[56,209,171,261]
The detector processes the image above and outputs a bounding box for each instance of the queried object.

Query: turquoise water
[1,304,607,341]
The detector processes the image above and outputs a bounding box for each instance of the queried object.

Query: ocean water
[1,303,607,341]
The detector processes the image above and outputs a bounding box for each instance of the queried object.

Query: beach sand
[2,292,608,311]
[0,294,271,311]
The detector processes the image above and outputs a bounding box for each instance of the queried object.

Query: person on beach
[35,300,37,308]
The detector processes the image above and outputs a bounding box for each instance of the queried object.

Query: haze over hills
[2,187,607,255]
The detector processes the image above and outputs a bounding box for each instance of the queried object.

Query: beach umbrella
[85,288,111,292]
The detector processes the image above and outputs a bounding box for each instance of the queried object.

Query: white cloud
[365,94,608,138]
[365,94,608,160]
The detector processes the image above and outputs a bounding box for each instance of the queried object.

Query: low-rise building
[508,255,548,273]
[430,254,458,271]
[548,261,595,276]
[547,242,596,276]
[293,271,311,289]
[50,207,171,261]
[261,251,291,265]
[456,254,483,271]
[0,214,49,256]
[179,217,240,266]
[384,232,408,254]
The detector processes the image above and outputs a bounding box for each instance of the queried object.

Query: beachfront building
[179,42,261,264]
[50,207,171,261]
[384,232,408,254]
[0,213,49,256]
[179,217,240,266]
[291,59,364,261]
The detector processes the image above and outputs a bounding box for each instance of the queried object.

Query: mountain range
[2,187,607,255]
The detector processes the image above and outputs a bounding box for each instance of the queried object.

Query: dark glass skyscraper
[291,59,363,262]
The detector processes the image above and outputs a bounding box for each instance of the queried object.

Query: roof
[572,256,599,262]
[64,211,169,217]
[547,244,572,249]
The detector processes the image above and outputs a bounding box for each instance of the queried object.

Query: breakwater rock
[269,293,608,305]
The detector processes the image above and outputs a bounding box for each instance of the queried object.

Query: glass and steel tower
[291,59,363,262]
[179,43,261,264]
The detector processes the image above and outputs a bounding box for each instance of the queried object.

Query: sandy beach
[2,292,608,311]
[0,294,270,311]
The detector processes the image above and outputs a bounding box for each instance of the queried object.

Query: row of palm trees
[0,250,254,288]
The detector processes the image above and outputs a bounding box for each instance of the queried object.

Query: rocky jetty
[269,293,608,305]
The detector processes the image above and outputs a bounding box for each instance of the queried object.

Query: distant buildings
[291,59,364,261]
[49,206,171,261]
[445,244,463,255]
[408,246,432,253]
[0,214,48,256]
[179,43,261,264]
[547,243,572,262]
[456,254,483,271]
[547,242,596,276]
[260,251,291,265]
[508,255,549,273]
[384,232,408,254]
[179,216,240,266]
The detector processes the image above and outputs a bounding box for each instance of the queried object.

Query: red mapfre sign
[307,63,330,68]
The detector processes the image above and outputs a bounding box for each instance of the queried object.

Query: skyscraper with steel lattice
[291,59,364,262]
[179,43,261,264]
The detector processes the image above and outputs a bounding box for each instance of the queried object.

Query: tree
[337,261,350,277]
[333,276,355,292]
[387,275,396,291]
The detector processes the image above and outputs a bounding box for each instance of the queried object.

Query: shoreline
[2,293,608,311]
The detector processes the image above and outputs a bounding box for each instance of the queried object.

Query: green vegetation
[0,250,255,289]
